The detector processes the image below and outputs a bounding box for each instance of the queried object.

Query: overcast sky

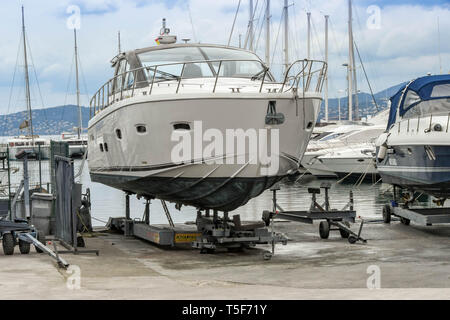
[0,0,449,114]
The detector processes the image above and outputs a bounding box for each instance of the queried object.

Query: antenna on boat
[73,28,82,140]
[156,18,177,45]
[21,6,34,146]
[118,31,121,54]
[249,0,254,52]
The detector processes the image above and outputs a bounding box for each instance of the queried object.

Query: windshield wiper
[147,67,180,80]
[251,67,269,81]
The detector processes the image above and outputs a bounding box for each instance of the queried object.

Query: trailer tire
[2,233,15,255]
[19,239,30,254]
[35,234,45,253]
[400,217,410,226]
[348,235,358,244]
[339,222,350,238]
[382,205,391,224]
[319,221,330,239]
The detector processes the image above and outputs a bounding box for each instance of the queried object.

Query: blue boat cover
[386,74,450,129]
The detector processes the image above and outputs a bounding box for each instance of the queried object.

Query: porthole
[306,122,313,130]
[116,129,122,139]
[136,125,147,134]
[104,143,109,152]
[99,144,104,152]
[173,123,191,131]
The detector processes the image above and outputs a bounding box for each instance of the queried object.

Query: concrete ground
[0,219,449,300]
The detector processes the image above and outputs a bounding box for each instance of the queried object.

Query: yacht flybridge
[88,20,327,212]
[376,74,450,199]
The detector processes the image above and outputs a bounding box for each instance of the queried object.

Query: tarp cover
[387,75,450,129]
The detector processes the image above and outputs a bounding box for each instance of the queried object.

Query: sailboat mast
[347,0,353,121]
[74,29,81,139]
[324,15,329,123]
[21,6,34,141]
[265,0,270,67]
[284,0,289,72]
[118,31,121,54]
[249,0,254,52]
[307,12,311,59]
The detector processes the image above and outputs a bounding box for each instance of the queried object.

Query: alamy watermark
[366,265,381,289]
[66,265,81,290]
[170,121,280,175]
[66,5,81,30]
[366,5,381,30]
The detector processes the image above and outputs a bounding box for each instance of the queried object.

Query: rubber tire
[348,235,357,244]
[2,233,15,255]
[77,236,85,248]
[382,205,392,224]
[319,221,330,239]
[400,217,411,226]
[35,234,45,253]
[19,239,31,254]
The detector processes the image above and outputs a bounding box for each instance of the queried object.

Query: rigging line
[310,17,324,60]
[77,52,92,130]
[243,0,260,49]
[354,40,379,112]
[25,34,48,125]
[61,51,75,123]
[270,8,284,68]
[227,0,242,47]
[291,2,301,61]
[6,32,22,116]
[253,0,267,53]
[187,2,198,43]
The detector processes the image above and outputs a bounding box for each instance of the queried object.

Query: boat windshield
[403,84,450,119]
[137,46,265,80]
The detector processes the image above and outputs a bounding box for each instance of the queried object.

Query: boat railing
[395,112,450,134]
[90,58,327,118]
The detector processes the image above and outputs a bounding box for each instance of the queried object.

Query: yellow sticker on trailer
[174,233,201,243]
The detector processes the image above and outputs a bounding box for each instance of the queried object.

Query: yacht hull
[377,145,450,198]
[88,95,320,211]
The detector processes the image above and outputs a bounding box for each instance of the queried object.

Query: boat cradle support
[262,183,367,244]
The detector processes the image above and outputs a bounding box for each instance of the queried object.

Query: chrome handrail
[90,58,327,118]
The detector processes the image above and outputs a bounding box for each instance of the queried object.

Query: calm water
[3,156,411,227]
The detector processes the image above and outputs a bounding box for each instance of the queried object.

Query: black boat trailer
[0,218,68,268]
[262,183,367,244]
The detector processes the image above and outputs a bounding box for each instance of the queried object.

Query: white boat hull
[88,94,321,211]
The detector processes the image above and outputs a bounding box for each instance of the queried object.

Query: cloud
[0,0,448,113]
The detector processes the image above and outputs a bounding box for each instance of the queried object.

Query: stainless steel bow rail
[90,59,327,118]
[262,183,367,244]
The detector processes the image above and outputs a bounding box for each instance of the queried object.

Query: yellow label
[174,233,201,243]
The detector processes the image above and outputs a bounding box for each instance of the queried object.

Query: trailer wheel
[319,221,330,239]
[2,233,15,255]
[35,234,45,253]
[77,236,85,248]
[348,235,358,244]
[19,239,30,254]
[400,217,410,226]
[382,205,391,224]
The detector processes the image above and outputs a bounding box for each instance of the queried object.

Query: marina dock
[1,219,449,299]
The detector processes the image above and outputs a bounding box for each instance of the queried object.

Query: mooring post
[125,193,130,220]
[144,199,150,225]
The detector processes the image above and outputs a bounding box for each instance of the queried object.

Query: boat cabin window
[136,125,147,134]
[137,46,265,81]
[403,88,450,119]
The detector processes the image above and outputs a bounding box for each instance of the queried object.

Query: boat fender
[375,132,390,161]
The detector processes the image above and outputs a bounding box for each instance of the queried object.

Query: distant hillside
[0,105,90,136]
[0,83,405,136]
[318,82,407,121]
